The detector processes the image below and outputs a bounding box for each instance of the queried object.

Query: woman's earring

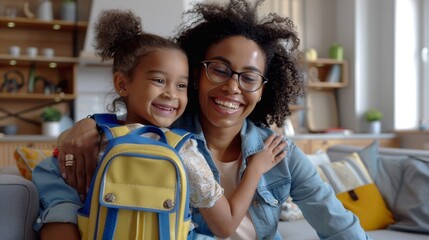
[258,97,262,102]
[119,89,124,94]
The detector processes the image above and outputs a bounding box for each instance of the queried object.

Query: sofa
[278,143,429,240]
[1,143,429,240]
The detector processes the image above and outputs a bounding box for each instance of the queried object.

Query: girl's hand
[246,134,287,176]
[57,117,99,200]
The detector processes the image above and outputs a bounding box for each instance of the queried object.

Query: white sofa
[278,143,429,240]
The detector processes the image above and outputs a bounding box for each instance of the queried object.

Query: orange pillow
[14,147,52,180]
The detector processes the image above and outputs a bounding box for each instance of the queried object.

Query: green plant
[365,108,383,122]
[41,107,62,122]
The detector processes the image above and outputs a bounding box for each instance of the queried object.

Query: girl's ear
[114,72,128,96]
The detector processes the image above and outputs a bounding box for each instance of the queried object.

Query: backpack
[77,114,193,240]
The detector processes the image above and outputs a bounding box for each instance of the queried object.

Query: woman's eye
[213,68,229,77]
[178,83,188,89]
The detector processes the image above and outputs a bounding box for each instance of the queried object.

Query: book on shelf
[325,64,341,83]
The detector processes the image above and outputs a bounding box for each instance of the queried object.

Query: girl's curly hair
[93,9,185,112]
[173,0,304,128]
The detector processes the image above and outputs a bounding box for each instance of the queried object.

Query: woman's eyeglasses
[201,61,268,92]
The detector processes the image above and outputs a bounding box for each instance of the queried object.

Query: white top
[214,158,257,240]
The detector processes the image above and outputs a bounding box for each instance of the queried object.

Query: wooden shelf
[0,93,75,101]
[307,81,348,88]
[306,58,349,88]
[290,105,305,111]
[0,17,88,31]
[0,54,78,67]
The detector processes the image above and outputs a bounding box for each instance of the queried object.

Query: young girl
[32,9,286,239]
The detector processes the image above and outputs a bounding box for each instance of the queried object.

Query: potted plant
[365,108,383,134]
[41,107,62,137]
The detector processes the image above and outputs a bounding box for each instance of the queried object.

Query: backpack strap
[166,128,193,150]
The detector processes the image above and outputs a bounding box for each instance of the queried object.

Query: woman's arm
[57,117,100,199]
[40,223,80,240]
[197,134,287,237]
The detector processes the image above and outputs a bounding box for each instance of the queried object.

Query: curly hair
[93,9,185,112]
[173,0,304,128]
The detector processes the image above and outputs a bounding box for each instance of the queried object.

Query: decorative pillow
[357,141,406,210]
[280,197,304,221]
[317,152,395,230]
[14,147,51,180]
[317,153,372,193]
[357,141,429,233]
[307,150,331,166]
[388,157,429,234]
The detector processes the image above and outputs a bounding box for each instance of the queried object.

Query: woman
[58,0,369,239]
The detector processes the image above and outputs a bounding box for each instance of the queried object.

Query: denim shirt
[174,113,370,240]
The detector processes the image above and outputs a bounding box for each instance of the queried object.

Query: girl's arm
[192,134,287,237]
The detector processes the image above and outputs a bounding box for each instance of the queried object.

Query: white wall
[305,0,420,132]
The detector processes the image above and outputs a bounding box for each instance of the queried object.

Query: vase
[42,122,61,137]
[368,121,381,134]
[37,0,53,21]
[61,1,76,22]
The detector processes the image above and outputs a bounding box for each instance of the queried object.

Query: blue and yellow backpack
[77,114,192,240]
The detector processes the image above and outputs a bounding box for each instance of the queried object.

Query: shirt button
[253,200,259,206]
[273,199,279,205]
[37,218,42,224]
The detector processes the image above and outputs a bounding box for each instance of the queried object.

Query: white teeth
[214,99,240,109]
[157,105,175,111]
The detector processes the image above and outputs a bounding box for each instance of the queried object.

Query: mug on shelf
[42,48,54,58]
[26,47,38,57]
[9,46,20,56]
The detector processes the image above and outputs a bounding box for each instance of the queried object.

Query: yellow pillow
[317,153,395,230]
[337,183,395,230]
[14,147,52,180]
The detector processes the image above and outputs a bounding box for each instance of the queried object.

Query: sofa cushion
[388,157,429,234]
[14,147,51,180]
[356,141,405,210]
[356,142,429,234]
[317,152,395,230]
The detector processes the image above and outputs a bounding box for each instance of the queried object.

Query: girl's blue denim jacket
[32,113,370,239]
[175,114,370,240]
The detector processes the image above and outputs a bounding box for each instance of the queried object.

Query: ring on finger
[65,154,75,167]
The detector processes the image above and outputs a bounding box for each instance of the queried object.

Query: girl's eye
[152,78,165,86]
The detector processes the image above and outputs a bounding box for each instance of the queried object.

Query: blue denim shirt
[32,155,83,231]
[174,113,370,240]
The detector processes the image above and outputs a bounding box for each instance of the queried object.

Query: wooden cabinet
[291,134,400,154]
[0,14,88,134]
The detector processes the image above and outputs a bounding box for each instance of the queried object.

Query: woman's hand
[57,117,99,200]
[246,134,287,176]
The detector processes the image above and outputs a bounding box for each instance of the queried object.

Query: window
[420,0,429,129]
